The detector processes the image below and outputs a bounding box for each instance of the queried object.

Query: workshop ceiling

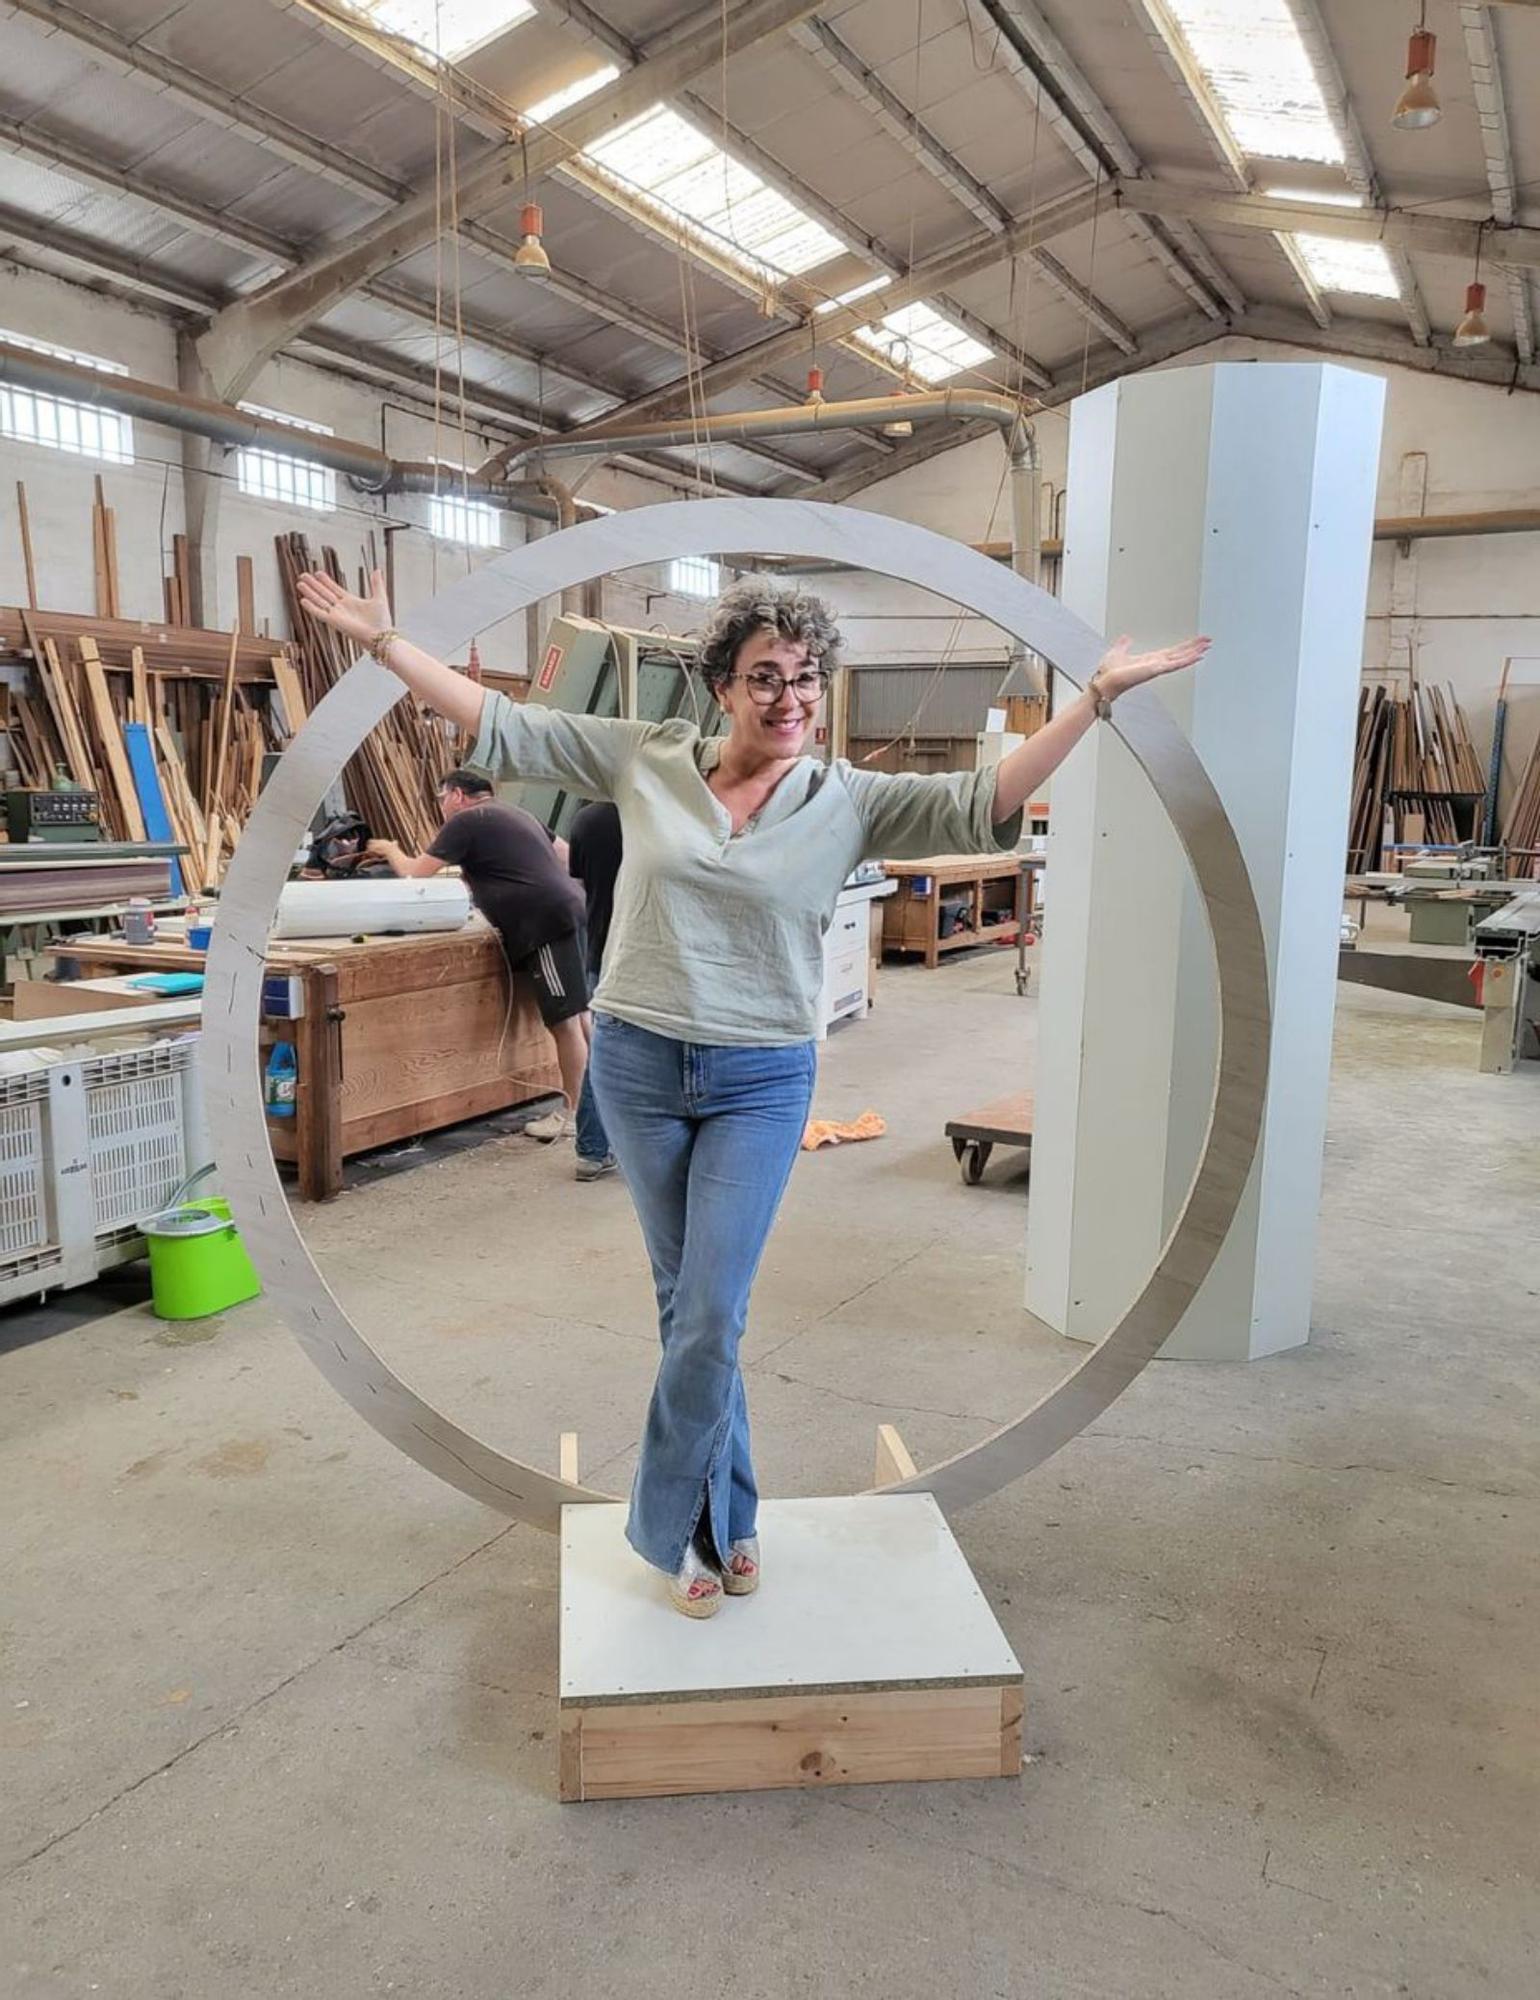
[1,0,1536,493]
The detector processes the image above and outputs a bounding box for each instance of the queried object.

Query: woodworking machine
[1472,889,1540,1073]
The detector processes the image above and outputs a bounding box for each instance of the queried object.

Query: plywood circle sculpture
[203,499,1270,1531]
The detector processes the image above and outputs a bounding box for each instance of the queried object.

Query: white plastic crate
[0,1087,49,1260]
[0,1036,205,1307]
[88,1054,188,1236]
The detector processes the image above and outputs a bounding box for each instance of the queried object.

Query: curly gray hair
[696,578,842,691]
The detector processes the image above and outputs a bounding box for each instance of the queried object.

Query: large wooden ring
[203,499,1269,1529]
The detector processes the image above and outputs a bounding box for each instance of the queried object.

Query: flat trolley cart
[945,1091,1034,1185]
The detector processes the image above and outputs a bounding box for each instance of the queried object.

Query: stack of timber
[1502,730,1540,860]
[276,531,470,851]
[1347,682,1486,869]
[0,607,295,892]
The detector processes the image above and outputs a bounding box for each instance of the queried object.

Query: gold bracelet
[1087,671,1115,721]
[368,627,400,666]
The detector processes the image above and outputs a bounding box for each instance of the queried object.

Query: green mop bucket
[145,1167,262,1320]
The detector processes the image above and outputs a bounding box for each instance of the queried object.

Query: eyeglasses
[731,667,830,707]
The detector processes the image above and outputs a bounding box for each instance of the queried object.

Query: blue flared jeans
[587,1012,816,1574]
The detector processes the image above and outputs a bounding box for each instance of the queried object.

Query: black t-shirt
[567,801,623,977]
[429,801,582,960]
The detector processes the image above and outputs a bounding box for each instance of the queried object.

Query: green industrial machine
[511,616,723,835]
[3,788,102,842]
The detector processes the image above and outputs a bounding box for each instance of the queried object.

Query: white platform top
[559,1495,1022,1707]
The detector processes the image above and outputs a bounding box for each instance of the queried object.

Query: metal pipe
[1005,425,1045,700]
[10,338,1536,551]
[487,389,1036,473]
[534,473,583,616]
[0,339,559,520]
[1372,509,1540,541]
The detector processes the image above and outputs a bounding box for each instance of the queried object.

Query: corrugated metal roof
[0,0,1532,489]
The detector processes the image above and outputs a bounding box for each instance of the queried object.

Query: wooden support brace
[15,480,38,609]
[874,1422,918,1488]
[559,1432,580,1485]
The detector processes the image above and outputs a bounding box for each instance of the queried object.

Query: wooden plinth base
[558,1493,1024,1803]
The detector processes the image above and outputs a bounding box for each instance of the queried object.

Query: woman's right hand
[295,566,392,647]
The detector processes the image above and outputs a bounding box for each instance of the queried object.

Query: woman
[296,564,1208,1618]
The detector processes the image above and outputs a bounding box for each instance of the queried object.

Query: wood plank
[206,626,240,818]
[235,554,256,637]
[9,979,163,1022]
[129,646,151,727]
[172,533,192,628]
[873,1422,917,1488]
[562,1686,1014,1802]
[559,1432,580,1485]
[30,624,95,789]
[270,654,308,738]
[294,962,344,1201]
[78,638,147,841]
[943,1093,1035,1146]
[15,480,38,608]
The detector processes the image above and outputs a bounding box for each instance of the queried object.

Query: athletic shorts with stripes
[513,928,589,1029]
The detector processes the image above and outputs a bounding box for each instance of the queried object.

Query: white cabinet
[816,880,895,1039]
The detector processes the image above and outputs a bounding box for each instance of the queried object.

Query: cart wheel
[960,1141,992,1185]
[1014,967,1031,995]
[950,1136,967,1163]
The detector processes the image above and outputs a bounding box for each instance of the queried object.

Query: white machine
[271,876,472,940]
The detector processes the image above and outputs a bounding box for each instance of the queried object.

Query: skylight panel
[582,106,846,280]
[1290,236,1400,299]
[1154,0,1344,164]
[1259,189,1398,298]
[815,275,892,314]
[852,302,992,385]
[522,65,620,125]
[346,1,533,61]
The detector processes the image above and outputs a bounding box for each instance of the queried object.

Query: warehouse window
[1263,189,1400,299]
[236,404,336,513]
[523,65,620,124]
[0,328,133,465]
[344,1,533,60]
[852,302,993,386]
[669,556,721,600]
[431,490,501,549]
[582,106,845,282]
[1146,0,1344,165]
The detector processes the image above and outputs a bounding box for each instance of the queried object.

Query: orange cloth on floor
[801,1108,886,1151]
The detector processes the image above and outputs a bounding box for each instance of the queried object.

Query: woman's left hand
[1093,633,1212,700]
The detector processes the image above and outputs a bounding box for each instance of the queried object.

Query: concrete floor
[2,948,1537,1999]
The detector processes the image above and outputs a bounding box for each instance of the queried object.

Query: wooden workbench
[880,854,1039,968]
[49,923,561,1200]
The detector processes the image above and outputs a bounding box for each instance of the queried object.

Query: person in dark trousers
[567,800,623,1182]
[368,770,588,1143]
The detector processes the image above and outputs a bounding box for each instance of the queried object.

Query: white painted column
[1025,362,1384,1360]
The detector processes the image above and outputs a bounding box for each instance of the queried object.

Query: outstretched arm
[366,838,445,880]
[296,568,484,735]
[991,634,1212,823]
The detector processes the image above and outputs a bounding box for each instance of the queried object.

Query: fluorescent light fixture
[852,302,993,385]
[815,275,893,315]
[344,1,534,59]
[582,105,846,280]
[1152,0,1345,164]
[522,65,620,125]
